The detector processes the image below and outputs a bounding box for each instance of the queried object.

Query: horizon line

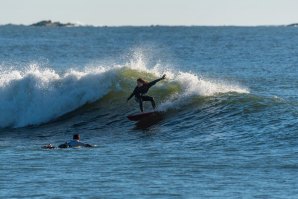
[0,22,297,27]
[1,19,298,27]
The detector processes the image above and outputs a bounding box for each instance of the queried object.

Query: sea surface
[0,25,298,198]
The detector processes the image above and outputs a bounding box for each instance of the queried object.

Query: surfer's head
[73,134,80,140]
[137,78,147,87]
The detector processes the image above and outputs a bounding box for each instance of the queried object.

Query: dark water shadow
[133,112,164,130]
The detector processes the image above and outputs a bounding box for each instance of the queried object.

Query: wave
[0,56,249,128]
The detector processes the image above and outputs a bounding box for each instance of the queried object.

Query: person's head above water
[73,134,80,140]
[137,78,147,87]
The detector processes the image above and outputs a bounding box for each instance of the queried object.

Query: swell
[0,58,249,128]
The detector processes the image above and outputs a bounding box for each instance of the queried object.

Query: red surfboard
[127,111,157,121]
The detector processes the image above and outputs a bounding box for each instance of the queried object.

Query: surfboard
[127,111,157,121]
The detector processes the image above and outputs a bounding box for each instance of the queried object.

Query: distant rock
[287,23,298,27]
[31,20,75,27]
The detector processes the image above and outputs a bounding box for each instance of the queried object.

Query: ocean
[0,25,297,198]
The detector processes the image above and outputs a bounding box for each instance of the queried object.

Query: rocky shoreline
[30,20,75,27]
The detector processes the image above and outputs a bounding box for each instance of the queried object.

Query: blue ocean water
[0,25,298,198]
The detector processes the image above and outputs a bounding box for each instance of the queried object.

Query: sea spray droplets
[124,53,249,96]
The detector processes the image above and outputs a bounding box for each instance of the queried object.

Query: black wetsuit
[127,78,163,112]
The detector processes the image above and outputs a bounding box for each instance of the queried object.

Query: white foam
[157,72,249,111]
[175,71,249,96]
[0,65,114,128]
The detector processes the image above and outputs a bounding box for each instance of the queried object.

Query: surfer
[58,134,93,148]
[42,134,93,149]
[127,74,166,112]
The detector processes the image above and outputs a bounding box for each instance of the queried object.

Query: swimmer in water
[59,134,93,148]
[42,134,93,149]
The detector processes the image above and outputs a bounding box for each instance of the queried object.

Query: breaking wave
[0,56,249,128]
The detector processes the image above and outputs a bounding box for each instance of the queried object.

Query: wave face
[0,55,249,128]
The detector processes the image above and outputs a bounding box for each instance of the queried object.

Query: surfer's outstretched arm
[127,87,137,101]
[147,74,166,88]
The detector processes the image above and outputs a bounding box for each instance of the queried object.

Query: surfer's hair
[137,78,147,84]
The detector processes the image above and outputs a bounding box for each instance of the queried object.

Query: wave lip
[174,71,248,96]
